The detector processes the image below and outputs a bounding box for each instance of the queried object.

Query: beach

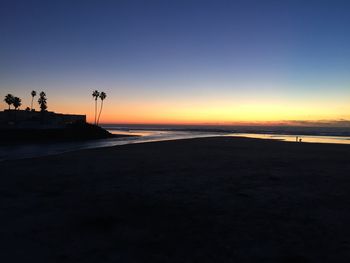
[1,137,350,262]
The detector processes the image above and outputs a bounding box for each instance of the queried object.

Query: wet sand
[1,137,350,262]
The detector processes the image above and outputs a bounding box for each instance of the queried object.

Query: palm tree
[92,90,100,124]
[13,97,22,110]
[38,91,47,112]
[30,90,37,111]
[97,92,107,125]
[4,94,15,110]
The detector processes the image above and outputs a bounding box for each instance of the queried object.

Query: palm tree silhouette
[30,90,37,111]
[13,97,22,110]
[97,91,107,126]
[92,90,100,125]
[4,94,15,110]
[38,92,47,112]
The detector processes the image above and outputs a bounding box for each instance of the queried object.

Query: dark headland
[0,110,132,144]
[0,122,125,144]
[1,137,350,262]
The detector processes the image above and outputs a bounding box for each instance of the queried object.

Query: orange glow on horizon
[94,98,350,125]
[55,102,350,126]
[5,92,349,126]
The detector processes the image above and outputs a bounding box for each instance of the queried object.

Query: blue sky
[1,0,350,123]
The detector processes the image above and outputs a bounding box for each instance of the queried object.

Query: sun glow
[65,99,349,125]
[4,85,349,126]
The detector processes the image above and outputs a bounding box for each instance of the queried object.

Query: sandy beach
[1,137,350,262]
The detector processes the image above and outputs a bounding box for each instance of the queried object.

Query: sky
[1,0,350,125]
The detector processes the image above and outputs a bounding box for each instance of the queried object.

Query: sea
[1,124,350,161]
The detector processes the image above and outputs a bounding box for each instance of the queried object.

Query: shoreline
[1,135,350,163]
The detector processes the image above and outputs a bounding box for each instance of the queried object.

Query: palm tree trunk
[31,97,34,110]
[97,100,104,126]
[94,99,97,125]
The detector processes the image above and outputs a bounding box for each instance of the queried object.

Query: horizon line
[98,120,350,128]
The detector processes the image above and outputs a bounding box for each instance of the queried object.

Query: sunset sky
[1,0,350,124]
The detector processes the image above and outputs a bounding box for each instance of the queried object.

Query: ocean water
[1,125,349,161]
[105,124,350,144]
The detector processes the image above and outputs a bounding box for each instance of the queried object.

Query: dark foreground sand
[1,137,350,262]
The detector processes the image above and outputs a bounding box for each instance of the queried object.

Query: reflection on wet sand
[227,133,350,145]
[1,129,350,162]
